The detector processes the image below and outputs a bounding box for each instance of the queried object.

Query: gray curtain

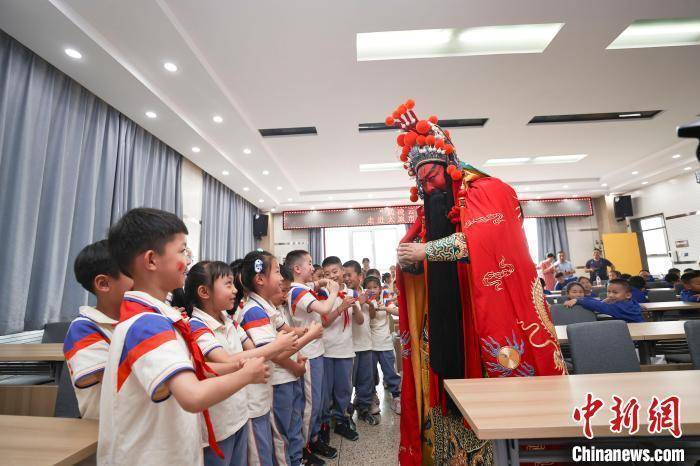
[0,30,184,334]
[111,116,182,223]
[308,228,325,264]
[536,217,570,262]
[200,172,257,262]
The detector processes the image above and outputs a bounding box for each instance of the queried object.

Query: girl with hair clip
[184,260,298,466]
[233,251,323,466]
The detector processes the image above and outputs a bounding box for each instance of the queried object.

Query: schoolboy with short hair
[98,208,268,466]
[628,276,649,303]
[284,250,340,462]
[320,256,360,442]
[64,239,133,420]
[564,278,644,322]
[680,271,700,302]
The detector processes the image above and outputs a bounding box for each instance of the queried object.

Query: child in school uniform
[628,276,649,303]
[319,256,361,442]
[577,276,598,298]
[564,278,644,322]
[680,271,700,302]
[344,260,377,426]
[554,272,576,291]
[185,260,299,466]
[235,251,323,466]
[63,240,133,420]
[564,281,586,300]
[366,275,401,415]
[284,250,341,463]
[98,208,269,466]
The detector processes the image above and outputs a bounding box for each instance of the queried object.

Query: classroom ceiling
[1,0,699,211]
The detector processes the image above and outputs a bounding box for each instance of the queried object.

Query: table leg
[638,341,652,365]
[493,440,508,466]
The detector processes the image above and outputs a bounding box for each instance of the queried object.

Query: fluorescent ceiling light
[145,111,157,119]
[357,23,564,61]
[532,154,588,164]
[619,113,642,118]
[243,148,252,155]
[191,146,201,153]
[64,48,82,59]
[212,115,223,123]
[608,18,700,49]
[359,162,404,172]
[672,154,681,159]
[221,170,229,176]
[163,62,178,72]
[484,157,531,166]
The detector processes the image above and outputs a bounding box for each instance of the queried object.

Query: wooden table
[0,415,98,465]
[641,301,700,321]
[0,344,64,362]
[445,371,700,465]
[557,321,687,364]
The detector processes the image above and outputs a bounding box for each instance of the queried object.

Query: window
[523,218,539,263]
[637,214,672,276]
[324,225,407,273]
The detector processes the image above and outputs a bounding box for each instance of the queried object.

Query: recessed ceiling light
[367,194,373,198]
[259,199,265,203]
[607,18,700,50]
[191,146,201,153]
[243,148,252,155]
[356,23,564,61]
[145,111,157,119]
[287,197,293,202]
[243,187,250,191]
[619,113,642,118]
[262,170,269,175]
[672,154,681,159]
[328,196,334,200]
[222,170,229,176]
[163,62,178,72]
[532,154,588,164]
[270,208,276,212]
[631,171,639,175]
[562,185,569,188]
[601,183,608,187]
[484,157,531,166]
[683,166,692,170]
[311,205,316,210]
[359,162,404,172]
[276,186,282,191]
[64,48,82,59]
[641,181,649,185]
[212,115,223,123]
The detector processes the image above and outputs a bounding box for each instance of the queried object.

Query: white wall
[628,173,700,267]
[270,214,309,263]
[181,158,203,262]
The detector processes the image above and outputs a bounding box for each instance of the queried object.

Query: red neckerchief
[120,297,224,459]
[311,288,351,329]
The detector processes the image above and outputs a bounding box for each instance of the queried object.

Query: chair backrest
[53,362,81,418]
[550,304,597,326]
[567,320,640,374]
[647,281,672,289]
[547,296,567,305]
[647,289,677,302]
[685,321,700,370]
[41,322,71,343]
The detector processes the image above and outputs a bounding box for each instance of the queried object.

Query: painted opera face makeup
[417,162,448,195]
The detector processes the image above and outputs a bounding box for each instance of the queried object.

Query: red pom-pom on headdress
[444,144,455,155]
[435,138,445,149]
[385,116,395,126]
[416,135,426,146]
[410,186,418,195]
[450,169,463,181]
[428,115,439,124]
[392,110,401,119]
[426,135,435,146]
[400,152,408,162]
[397,104,407,115]
[397,133,405,147]
[404,132,417,146]
[409,193,419,203]
[415,120,430,135]
[405,99,415,109]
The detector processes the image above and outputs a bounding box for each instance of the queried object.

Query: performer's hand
[563,299,577,308]
[397,242,426,267]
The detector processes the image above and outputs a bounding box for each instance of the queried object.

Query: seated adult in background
[628,276,649,303]
[554,272,576,291]
[680,271,700,302]
[564,279,644,323]
[664,273,683,293]
[577,276,598,297]
[639,269,656,282]
[537,253,557,291]
[584,248,614,283]
[553,251,575,277]
[565,281,586,300]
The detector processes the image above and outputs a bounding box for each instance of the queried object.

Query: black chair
[550,304,597,326]
[42,322,72,382]
[53,362,81,418]
[684,321,700,370]
[647,289,678,302]
[568,320,640,374]
[646,281,672,289]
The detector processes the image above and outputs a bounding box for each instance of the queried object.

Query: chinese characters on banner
[573,393,681,439]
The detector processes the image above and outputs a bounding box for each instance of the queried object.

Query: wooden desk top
[0,415,98,465]
[641,302,700,312]
[444,371,700,440]
[556,320,687,344]
[0,344,64,362]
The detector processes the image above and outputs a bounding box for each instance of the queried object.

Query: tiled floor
[324,386,401,466]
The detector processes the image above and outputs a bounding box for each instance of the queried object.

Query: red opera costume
[387,100,567,465]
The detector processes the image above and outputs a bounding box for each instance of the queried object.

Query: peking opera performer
[387,100,568,465]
